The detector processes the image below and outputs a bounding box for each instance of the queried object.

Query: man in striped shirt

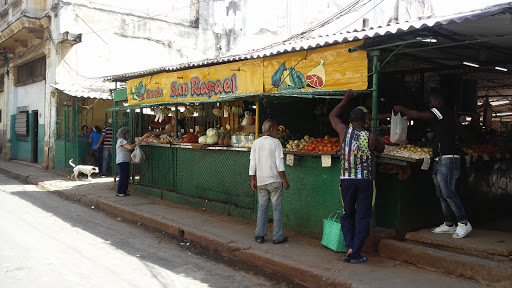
[330,89,384,264]
[99,118,113,177]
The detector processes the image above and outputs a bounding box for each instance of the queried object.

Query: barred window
[16,57,46,86]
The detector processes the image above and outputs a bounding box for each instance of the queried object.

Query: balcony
[0,0,49,54]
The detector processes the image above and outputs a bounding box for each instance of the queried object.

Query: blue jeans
[102,148,112,176]
[255,182,285,241]
[117,162,130,195]
[432,157,467,224]
[340,179,373,260]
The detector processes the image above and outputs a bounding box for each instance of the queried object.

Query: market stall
[107,41,385,238]
[105,5,512,238]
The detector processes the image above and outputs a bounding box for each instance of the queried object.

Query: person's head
[262,119,279,138]
[93,125,101,133]
[349,107,366,129]
[428,89,444,109]
[117,127,131,140]
[107,118,112,126]
[81,125,89,133]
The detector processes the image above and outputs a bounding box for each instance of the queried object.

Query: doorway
[32,110,38,163]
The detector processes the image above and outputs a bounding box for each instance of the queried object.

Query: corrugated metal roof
[103,3,512,82]
[51,83,113,99]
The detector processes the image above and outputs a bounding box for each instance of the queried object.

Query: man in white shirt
[249,119,290,244]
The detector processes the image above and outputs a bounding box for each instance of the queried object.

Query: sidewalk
[0,160,489,288]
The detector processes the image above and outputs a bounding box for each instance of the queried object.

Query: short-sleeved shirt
[430,106,457,159]
[102,125,113,148]
[249,136,285,186]
[89,132,103,150]
[116,138,131,164]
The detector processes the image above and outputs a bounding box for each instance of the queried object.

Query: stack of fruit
[284,135,314,152]
[299,136,340,153]
[283,135,340,153]
[182,133,199,143]
[383,145,432,159]
[464,144,498,155]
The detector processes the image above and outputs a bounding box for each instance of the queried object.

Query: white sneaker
[432,223,456,234]
[453,222,472,239]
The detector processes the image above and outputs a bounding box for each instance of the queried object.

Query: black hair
[82,125,89,131]
[93,125,101,133]
[429,88,444,104]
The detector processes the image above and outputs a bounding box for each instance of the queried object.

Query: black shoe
[255,236,265,244]
[272,236,288,244]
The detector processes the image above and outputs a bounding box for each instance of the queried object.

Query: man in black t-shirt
[394,90,472,239]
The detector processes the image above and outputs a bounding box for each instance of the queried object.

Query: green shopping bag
[321,211,347,252]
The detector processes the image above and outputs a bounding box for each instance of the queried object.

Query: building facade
[0,0,505,168]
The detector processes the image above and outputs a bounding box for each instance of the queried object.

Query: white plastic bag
[131,145,145,164]
[390,112,408,144]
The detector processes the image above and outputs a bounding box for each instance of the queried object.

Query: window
[0,73,4,91]
[15,57,46,86]
[362,18,369,29]
[15,111,28,137]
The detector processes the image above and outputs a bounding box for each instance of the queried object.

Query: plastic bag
[131,145,145,164]
[390,112,408,144]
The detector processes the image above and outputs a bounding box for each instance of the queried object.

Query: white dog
[69,159,99,181]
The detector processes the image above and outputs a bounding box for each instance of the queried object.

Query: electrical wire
[80,0,208,36]
[334,0,386,34]
[222,0,375,60]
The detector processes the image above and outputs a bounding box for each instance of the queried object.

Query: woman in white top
[116,127,138,197]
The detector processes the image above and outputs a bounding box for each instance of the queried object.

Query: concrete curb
[0,166,28,181]
[379,239,512,288]
[3,168,352,288]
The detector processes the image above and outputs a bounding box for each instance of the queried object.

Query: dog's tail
[69,159,76,167]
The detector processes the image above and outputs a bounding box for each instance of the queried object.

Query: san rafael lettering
[170,73,238,99]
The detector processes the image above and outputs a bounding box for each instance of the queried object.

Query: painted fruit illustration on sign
[129,81,146,102]
[305,59,326,88]
[271,62,306,90]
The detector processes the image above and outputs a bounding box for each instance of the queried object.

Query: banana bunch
[212,108,224,117]
[160,107,173,116]
[177,110,184,120]
[223,105,231,113]
[231,106,243,115]
[197,108,207,117]
[278,125,290,138]
[183,107,195,117]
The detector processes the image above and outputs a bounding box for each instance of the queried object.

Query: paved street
[0,174,303,288]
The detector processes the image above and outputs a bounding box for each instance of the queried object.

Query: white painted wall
[50,0,511,80]
[12,82,46,115]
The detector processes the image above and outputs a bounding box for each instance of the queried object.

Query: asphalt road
[0,174,304,288]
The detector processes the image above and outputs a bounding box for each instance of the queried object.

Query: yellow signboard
[263,40,367,92]
[127,41,367,105]
[127,59,264,105]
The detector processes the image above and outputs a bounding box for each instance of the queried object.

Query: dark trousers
[340,179,373,260]
[92,148,102,170]
[117,162,130,195]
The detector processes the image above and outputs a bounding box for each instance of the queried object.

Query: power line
[218,0,375,60]
[334,0,386,34]
[81,0,207,36]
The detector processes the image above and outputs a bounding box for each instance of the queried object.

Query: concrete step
[379,239,512,288]
[406,229,512,262]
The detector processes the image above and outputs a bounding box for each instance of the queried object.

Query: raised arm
[394,105,433,120]
[143,126,173,138]
[329,90,354,137]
